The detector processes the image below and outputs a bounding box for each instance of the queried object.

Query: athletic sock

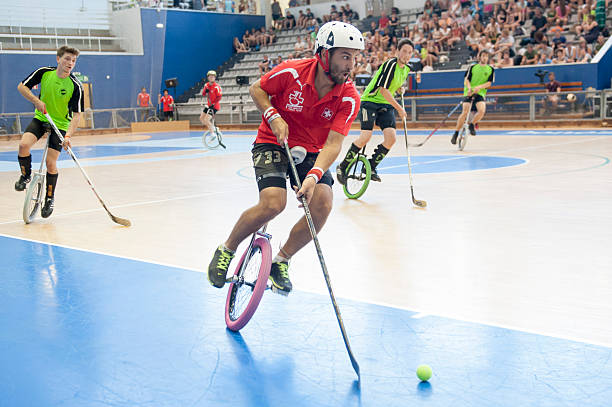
[221,244,235,255]
[273,254,289,264]
[18,155,32,178]
[46,172,58,198]
[369,144,390,170]
[340,143,360,170]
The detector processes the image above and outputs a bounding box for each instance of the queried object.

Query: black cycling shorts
[252,143,334,192]
[203,106,217,116]
[25,118,65,152]
[359,101,396,131]
[464,93,485,110]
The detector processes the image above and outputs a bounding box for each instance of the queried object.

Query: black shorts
[25,118,65,152]
[203,106,217,116]
[252,143,334,192]
[163,111,174,119]
[359,101,396,131]
[464,93,485,109]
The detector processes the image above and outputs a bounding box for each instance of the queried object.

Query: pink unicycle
[225,226,273,331]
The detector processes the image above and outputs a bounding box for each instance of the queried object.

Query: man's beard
[329,64,350,85]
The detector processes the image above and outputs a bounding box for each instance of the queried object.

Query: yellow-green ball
[416,364,432,381]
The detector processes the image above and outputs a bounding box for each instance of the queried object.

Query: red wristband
[263,106,279,123]
[306,167,324,183]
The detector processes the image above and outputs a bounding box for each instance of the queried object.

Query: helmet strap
[316,49,334,81]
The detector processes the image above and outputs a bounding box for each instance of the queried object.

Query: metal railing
[404,90,612,122]
[2,90,610,135]
[0,107,159,135]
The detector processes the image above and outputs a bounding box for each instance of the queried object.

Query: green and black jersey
[464,64,495,97]
[361,57,411,104]
[22,67,84,131]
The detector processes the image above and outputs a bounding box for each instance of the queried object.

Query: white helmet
[315,22,364,54]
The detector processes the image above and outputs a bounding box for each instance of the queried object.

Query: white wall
[110,7,144,54]
[0,0,110,29]
[287,1,367,22]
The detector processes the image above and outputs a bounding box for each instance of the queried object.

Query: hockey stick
[407,100,462,147]
[283,141,360,380]
[44,113,132,227]
[400,94,428,208]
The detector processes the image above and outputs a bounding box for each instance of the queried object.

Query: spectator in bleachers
[584,14,602,43]
[457,7,474,27]
[258,55,270,75]
[524,0,541,20]
[379,11,390,30]
[552,29,567,46]
[284,10,296,29]
[466,27,481,57]
[424,0,435,16]
[495,28,516,58]
[448,21,464,48]
[294,35,307,56]
[269,55,283,69]
[322,5,337,23]
[555,0,572,25]
[267,27,277,44]
[344,3,356,21]
[537,50,553,64]
[496,49,515,67]
[521,42,539,64]
[594,32,607,52]
[271,0,283,29]
[576,38,593,61]
[233,37,248,53]
[289,0,298,7]
[552,47,568,63]
[242,29,252,48]
[449,0,462,17]
[297,10,307,29]
[247,0,256,13]
[305,8,315,24]
[531,8,549,38]
[507,3,524,35]
[389,8,400,37]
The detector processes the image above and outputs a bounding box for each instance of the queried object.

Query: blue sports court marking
[1,129,607,173]
[1,234,611,407]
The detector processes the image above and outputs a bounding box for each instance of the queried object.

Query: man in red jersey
[207,21,364,294]
[199,70,222,134]
[136,87,153,122]
[159,89,174,121]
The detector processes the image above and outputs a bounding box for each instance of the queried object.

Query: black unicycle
[23,137,49,224]
[342,147,372,199]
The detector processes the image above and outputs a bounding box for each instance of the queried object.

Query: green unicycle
[342,147,372,199]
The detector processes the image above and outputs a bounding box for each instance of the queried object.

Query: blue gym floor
[2,234,611,407]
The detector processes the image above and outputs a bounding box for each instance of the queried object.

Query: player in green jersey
[336,39,413,183]
[15,45,84,218]
[451,50,494,144]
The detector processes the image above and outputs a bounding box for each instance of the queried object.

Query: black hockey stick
[283,141,360,379]
[45,113,131,227]
[400,94,428,208]
[407,100,462,147]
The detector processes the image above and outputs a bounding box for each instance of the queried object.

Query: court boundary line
[0,187,252,226]
[2,232,611,349]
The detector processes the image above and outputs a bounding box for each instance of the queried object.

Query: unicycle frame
[225,225,273,331]
[342,146,372,199]
[458,99,475,151]
[22,136,50,224]
[202,114,225,149]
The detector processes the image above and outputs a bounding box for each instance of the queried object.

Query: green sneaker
[208,245,235,288]
[269,261,292,295]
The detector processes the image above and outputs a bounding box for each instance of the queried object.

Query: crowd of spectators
[231,0,609,79]
[356,0,610,73]
[137,0,259,14]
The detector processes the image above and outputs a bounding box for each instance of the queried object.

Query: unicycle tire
[146,115,160,122]
[23,173,44,224]
[203,129,221,149]
[458,127,468,151]
[225,237,272,331]
[343,156,372,199]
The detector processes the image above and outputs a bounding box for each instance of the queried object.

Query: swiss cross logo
[321,108,334,120]
[286,90,304,112]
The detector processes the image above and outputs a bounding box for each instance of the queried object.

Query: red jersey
[137,92,150,107]
[202,82,222,110]
[160,95,174,112]
[256,58,359,153]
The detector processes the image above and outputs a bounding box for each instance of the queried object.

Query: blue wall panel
[160,10,264,97]
[0,9,263,114]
